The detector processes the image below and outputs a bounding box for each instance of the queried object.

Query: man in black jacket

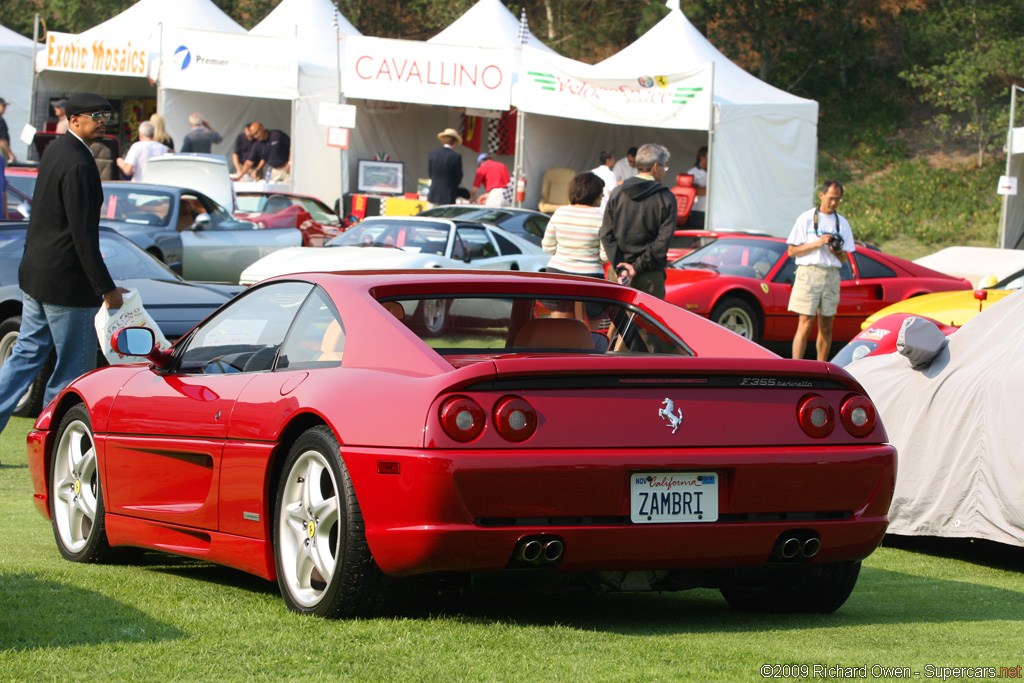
[600,143,677,299]
[427,127,463,205]
[0,92,126,438]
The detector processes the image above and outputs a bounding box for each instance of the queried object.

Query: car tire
[416,299,449,337]
[273,426,391,617]
[50,404,114,563]
[0,315,56,418]
[720,560,862,614]
[710,297,761,343]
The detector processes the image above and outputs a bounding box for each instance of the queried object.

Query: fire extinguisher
[516,176,527,203]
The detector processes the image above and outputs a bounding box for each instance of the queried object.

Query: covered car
[28,271,893,618]
[831,266,1024,366]
[846,289,1024,547]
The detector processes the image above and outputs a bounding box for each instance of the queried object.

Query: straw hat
[437,127,462,145]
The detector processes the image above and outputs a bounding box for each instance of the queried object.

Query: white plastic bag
[94,288,171,364]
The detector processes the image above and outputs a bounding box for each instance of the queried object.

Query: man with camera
[786,180,855,361]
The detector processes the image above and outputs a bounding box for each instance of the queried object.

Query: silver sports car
[101,182,302,283]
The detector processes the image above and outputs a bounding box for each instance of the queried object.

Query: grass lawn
[2,415,1022,682]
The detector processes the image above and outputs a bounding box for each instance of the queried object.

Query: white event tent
[244,0,361,207]
[340,0,553,207]
[33,0,246,153]
[510,3,819,235]
[0,22,34,159]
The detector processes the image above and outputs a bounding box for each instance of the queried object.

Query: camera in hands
[828,233,845,251]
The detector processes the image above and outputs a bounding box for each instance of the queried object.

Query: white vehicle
[239,216,551,286]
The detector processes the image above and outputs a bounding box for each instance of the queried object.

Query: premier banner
[42,31,148,77]
[512,46,713,130]
[342,36,515,111]
[159,28,297,99]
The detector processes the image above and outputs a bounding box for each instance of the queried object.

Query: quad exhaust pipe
[772,531,820,561]
[512,536,564,566]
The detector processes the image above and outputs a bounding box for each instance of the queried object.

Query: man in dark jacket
[600,143,677,299]
[427,127,463,205]
[0,92,126,438]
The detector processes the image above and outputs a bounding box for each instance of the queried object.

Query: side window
[177,281,313,374]
[491,231,521,255]
[455,227,498,260]
[773,257,797,285]
[524,215,549,241]
[852,252,896,280]
[278,287,345,369]
[839,257,855,282]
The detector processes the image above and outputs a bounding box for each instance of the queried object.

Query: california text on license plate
[630,472,718,523]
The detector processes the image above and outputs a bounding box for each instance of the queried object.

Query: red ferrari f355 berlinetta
[27,271,895,617]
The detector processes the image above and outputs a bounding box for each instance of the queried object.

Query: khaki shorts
[788,264,840,317]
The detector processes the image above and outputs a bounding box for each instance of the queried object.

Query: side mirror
[111,327,171,367]
[191,213,212,231]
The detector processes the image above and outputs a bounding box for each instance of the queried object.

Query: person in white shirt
[590,150,618,211]
[785,180,856,361]
[116,121,169,181]
[612,146,638,184]
[686,146,708,228]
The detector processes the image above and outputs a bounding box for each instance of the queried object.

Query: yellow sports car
[831,267,1024,365]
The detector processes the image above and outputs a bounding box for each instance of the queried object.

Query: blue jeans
[0,294,98,433]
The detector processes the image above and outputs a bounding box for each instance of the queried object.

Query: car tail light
[797,394,834,438]
[439,396,485,442]
[493,396,537,442]
[840,395,876,437]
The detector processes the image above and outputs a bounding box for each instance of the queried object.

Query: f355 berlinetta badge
[658,398,683,433]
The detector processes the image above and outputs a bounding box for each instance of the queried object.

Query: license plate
[630,472,718,523]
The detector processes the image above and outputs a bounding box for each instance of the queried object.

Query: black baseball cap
[65,93,112,117]
[0,97,7,106]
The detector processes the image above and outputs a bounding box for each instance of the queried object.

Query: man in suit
[427,127,463,205]
[0,92,127,440]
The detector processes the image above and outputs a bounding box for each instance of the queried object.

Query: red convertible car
[27,271,895,617]
[666,236,972,344]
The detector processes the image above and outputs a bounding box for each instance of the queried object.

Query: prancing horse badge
[659,398,684,433]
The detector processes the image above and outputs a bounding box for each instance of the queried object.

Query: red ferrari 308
[28,271,895,617]
[666,235,972,344]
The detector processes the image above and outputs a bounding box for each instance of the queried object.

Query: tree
[900,0,1024,166]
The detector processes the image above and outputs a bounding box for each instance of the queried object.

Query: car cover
[846,289,1024,546]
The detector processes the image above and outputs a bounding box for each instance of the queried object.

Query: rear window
[382,295,693,357]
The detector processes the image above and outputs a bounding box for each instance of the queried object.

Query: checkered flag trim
[487,109,517,156]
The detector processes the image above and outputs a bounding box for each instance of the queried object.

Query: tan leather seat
[514,317,594,350]
[319,320,345,361]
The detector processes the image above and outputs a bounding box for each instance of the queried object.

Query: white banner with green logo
[512,46,713,130]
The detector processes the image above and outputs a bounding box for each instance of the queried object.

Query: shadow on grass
[393,563,1024,635]
[0,572,185,651]
[117,548,278,597]
[883,534,1024,573]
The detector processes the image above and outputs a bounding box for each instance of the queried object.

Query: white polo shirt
[786,207,855,268]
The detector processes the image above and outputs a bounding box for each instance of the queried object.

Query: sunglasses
[75,111,113,122]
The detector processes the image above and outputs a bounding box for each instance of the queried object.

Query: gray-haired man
[600,143,677,299]
[180,112,223,154]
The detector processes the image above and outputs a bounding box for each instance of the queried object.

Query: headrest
[675,174,694,188]
[514,317,594,350]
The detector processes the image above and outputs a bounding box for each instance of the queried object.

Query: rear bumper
[345,444,896,577]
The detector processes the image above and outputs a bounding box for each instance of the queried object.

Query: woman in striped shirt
[541,172,608,278]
